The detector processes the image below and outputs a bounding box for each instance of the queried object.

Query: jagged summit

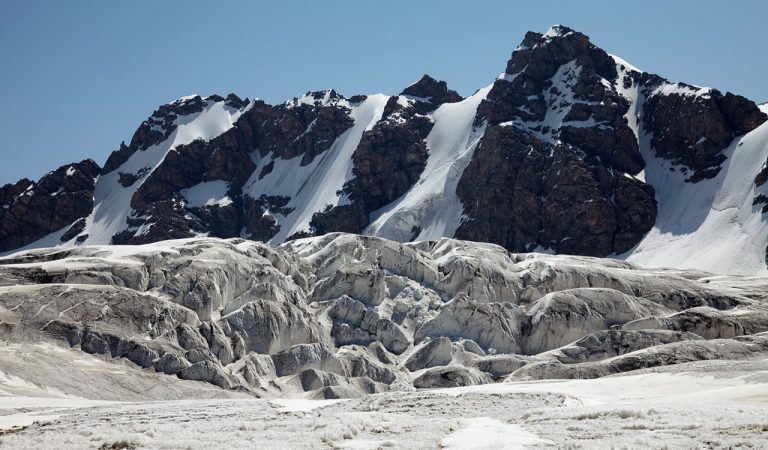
[286,89,347,108]
[1,26,767,274]
[504,24,618,81]
[400,74,463,105]
[542,24,576,37]
[511,24,577,50]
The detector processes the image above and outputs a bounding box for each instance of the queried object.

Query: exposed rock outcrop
[640,80,767,181]
[0,159,100,251]
[455,125,656,256]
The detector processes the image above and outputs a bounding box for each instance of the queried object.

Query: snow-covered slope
[365,85,492,241]
[624,103,768,273]
[87,98,251,244]
[608,54,768,273]
[2,25,767,275]
[245,94,389,243]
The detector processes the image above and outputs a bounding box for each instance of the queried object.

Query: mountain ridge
[1,25,766,274]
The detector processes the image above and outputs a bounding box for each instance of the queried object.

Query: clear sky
[1,0,766,185]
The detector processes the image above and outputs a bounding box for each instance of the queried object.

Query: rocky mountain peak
[478,25,641,175]
[542,24,576,38]
[286,89,347,108]
[505,25,617,82]
[204,93,251,109]
[400,74,463,106]
[166,94,207,113]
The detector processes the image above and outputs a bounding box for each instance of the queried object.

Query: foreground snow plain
[1,343,767,449]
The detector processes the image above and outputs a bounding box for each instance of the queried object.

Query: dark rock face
[401,74,463,111]
[639,77,767,181]
[476,26,642,175]
[311,113,431,234]
[113,127,255,244]
[0,159,100,251]
[457,126,655,256]
[755,161,768,187]
[259,91,355,164]
[60,218,87,242]
[343,101,432,212]
[455,26,656,256]
[717,92,768,135]
[506,27,618,82]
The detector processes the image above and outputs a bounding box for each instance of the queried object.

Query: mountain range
[2,24,767,274]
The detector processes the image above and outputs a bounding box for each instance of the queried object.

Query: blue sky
[1,0,766,185]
